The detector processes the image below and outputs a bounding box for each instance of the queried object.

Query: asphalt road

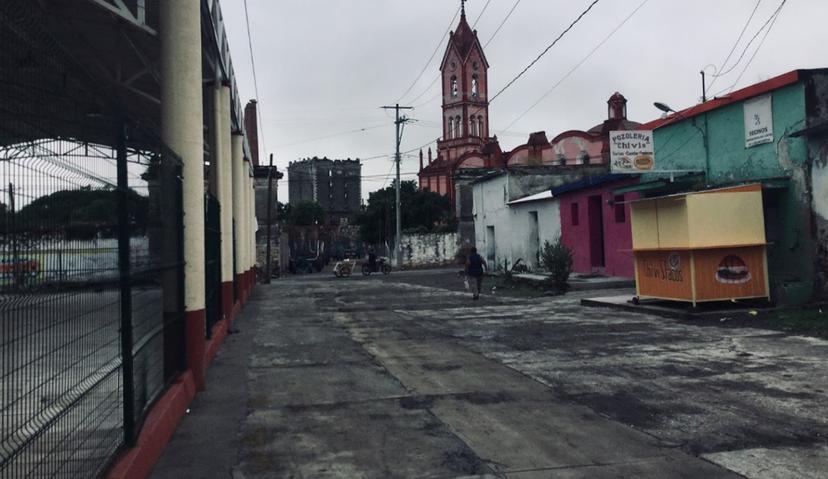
[151,270,828,478]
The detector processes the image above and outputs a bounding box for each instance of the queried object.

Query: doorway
[587,195,605,269]
[486,226,496,263]
[528,211,539,268]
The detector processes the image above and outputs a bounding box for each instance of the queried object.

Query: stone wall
[255,224,285,277]
[399,232,459,268]
[807,72,828,299]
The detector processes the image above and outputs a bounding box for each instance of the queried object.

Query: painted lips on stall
[715,255,752,284]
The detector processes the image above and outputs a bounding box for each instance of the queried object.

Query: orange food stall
[629,183,770,306]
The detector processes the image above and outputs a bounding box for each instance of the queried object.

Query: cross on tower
[461,0,466,15]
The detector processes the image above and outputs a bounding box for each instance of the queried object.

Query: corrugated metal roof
[639,69,826,131]
[507,190,554,205]
[550,174,634,197]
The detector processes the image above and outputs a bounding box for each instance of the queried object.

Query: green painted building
[621,69,828,305]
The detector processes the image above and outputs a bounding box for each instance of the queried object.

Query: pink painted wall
[553,136,604,166]
[458,155,485,168]
[559,179,639,278]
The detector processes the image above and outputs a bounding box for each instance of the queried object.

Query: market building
[622,68,828,304]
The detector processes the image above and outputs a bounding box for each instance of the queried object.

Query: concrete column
[243,159,253,299]
[231,134,245,301]
[217,85,234,323]
[250,176,257,284]
[160,0,205,389]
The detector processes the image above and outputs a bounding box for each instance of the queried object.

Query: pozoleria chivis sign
[744,94,774,148]
[609,130,654,173]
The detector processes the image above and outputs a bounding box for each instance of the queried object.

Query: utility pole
[265,153,275,284]
[381,104,413,267]
[700,70,707,103]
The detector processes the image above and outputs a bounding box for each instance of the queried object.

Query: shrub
[540,237,573,291]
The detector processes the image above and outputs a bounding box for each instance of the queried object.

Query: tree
[540,237,574,291]
[277,202,290,222]
[16,188,149,237]
[286,200,325,226]
[0,202,7,233]
[356,181,452,244]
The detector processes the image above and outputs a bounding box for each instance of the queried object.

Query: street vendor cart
[629,183,770,306]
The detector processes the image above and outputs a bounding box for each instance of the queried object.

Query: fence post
[115,114,136,446]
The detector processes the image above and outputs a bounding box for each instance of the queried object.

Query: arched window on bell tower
[472,75,479,98]
[478,117,484,137]
[448,117,454,139]
[456,115,463,137]
[451,76,458,98]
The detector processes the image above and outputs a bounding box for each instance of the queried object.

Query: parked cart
[629,183,770,307]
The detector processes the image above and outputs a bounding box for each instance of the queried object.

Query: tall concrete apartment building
[288,157,361,223]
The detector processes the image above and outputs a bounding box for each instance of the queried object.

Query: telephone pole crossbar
[380,104,414,268]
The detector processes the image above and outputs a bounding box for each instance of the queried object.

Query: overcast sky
[220,0,828,203]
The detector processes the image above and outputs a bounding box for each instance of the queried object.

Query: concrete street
[151,270,828,478]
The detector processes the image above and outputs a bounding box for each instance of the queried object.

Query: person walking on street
[465,247,487,300]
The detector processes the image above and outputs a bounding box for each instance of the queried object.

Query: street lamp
[654,102,674,114]
[653,101,710,179]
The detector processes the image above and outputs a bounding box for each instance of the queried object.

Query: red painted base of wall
[106,282,256,479]
[185,309,206,391]
[235,273,245,305]
[221,281,234,328]
[106,371,196,479]
[205,318,228,367]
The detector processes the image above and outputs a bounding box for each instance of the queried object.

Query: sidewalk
[511,272,635,291]
[149,278,741,478]
[148,298,256,478]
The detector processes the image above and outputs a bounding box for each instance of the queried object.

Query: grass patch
[762,307,828,337]
[488,275,550,299]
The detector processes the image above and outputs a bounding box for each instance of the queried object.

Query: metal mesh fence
[0,2,185,478]
[205,193,222,338]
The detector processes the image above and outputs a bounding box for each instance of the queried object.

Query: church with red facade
[418,5,643,207]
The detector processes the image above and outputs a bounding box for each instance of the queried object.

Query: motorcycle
[332,259,355,278]
[362,257,391,276]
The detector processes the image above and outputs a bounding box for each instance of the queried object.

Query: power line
[706,0,763,93]
[273,123,390,148]
[710,0,786,83]
[500,0,650,133]
[243,0,267,155]
[715,2,786,96]
[483,0,522,48]
[414,118,529,138]
[472,0,493,27]
[408,75,443,106]
[396,4,462,103]
[489,0,602,104]
[406,0,502,107]
[403,0,606,156]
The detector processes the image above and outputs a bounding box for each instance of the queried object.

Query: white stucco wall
[399,232,459,268]
[473,175,511,269]
[508,200,561,271]
[472,174,562,271]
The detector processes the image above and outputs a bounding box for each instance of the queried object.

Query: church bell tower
[438,1,490,158]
